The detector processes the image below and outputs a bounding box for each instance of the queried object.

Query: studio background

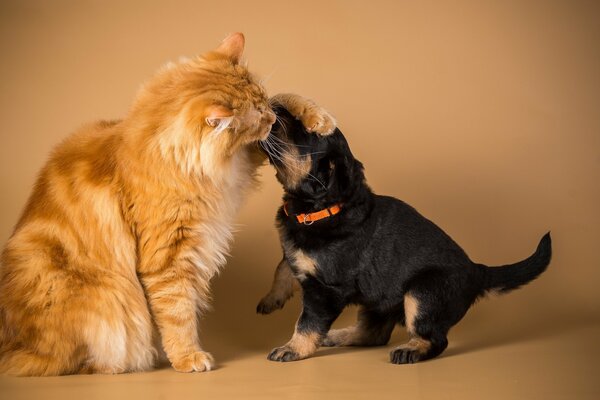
[1,1,598,399]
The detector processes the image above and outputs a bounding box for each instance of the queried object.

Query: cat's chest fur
[181,149,255,278]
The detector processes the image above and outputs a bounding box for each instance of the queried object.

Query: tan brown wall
[1,0,598,354]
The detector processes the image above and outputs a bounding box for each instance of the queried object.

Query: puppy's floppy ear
[327,130,362,190]
[299,154,332,196]
[299,134,349,196]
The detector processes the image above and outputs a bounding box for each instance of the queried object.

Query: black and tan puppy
[257,104,552,364]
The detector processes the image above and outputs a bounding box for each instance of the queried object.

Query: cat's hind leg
[0,244,95,376]
[80,273,156,374]
[0,262,158,375]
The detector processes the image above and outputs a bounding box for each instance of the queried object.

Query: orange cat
[0,33,335,376]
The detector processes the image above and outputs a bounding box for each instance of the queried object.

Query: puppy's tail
[481,232,552,294]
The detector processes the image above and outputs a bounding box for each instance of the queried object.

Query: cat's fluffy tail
[0,350,72,376]
[0,336,86,376]
[481,232,552,293]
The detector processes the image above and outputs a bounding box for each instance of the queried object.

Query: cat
[0,32,335,376]
[257,106,551,364]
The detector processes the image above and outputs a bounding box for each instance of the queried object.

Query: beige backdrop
[0,1,599,399]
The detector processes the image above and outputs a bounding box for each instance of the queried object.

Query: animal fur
[0,33,334,376]
[258,105,552,364]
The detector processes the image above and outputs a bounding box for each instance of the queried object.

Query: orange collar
[283,203,343,225]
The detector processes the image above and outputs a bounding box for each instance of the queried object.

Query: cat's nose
[265,110,276,126]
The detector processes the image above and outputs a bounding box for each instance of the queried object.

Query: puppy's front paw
[256,295,285,315]
[300,106,336,136]
[171,351,215,372]
[267,346,302,362]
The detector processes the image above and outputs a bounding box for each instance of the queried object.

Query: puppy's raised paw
[256,295,285,315]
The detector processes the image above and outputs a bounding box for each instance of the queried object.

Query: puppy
[257,105,552,364]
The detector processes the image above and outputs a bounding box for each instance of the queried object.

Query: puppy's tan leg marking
[322,306,395,347]
[390,336,433,364]
[267,328,320,362]
[404,293,419,335]
[390,293,433,364]
[270,93,336,135]
[257,258,299,314]
[322,326,359,346]
[290,249,318,278]
[393,337,432,356]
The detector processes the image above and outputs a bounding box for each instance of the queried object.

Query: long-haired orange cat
[0,33,335,376]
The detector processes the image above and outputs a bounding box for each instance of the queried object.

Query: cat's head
[130,33,275,176]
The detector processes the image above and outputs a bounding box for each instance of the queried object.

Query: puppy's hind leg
[390,269,475,364]
[322,306,395,347]
[390,291,449,364]
[257,258,299,314]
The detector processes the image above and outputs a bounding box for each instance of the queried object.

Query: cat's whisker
[262,137,283,156]
[275,118,289,137]
[307,172,327,190]
[267,136,320,160]
[267,145,320,175]
[270,134,313,148]
[267,138,292,157]
[262,141,288,165]
[261,137,328,191]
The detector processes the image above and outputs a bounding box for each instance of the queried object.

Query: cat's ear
[205,105,234,133]
[216,32,245,64]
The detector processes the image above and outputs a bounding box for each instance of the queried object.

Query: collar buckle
[302,214,315,226]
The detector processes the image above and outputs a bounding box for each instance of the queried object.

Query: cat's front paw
[267,345,302,362]
[270,93,337,136]
[171,351,215,372]
[300,106,336,136]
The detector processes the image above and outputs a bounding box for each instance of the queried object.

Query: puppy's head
[261,106,364,200]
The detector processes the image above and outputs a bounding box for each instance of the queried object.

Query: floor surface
[1,321,598,400]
